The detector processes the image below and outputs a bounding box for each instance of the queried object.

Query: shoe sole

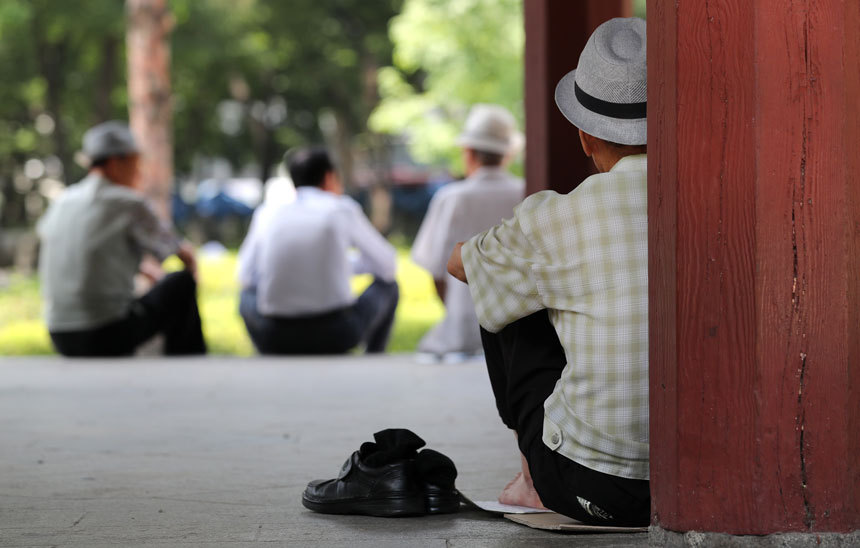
[424,495,460,514]
[302,493,425,517]
[425,489,462,514]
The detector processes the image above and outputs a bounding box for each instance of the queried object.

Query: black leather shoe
[302,450,425,517]
[416,449,461,514]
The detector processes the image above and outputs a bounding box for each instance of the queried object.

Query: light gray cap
[456,104,523,156]
[82,121,139,163]
[554,17,647,145]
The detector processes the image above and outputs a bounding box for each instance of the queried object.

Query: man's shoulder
[50,176,142,215]
[437,171,524,201]
[516,189,566,216]
[331,194,371,222]
[470,169,524,188]
[87,178,151,212]
[431,179,468,201]
[335,193,363,210]
[517,160,647,229]
[574,160,647,200]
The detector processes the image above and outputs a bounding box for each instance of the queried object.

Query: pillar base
[650,526,860,547]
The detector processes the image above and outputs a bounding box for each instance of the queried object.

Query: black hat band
[575,82,646,120]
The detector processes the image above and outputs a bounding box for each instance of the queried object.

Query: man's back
[464,154,649,478]
[38,175,159,331]
[257,189,352,316]
[413,167,523,280]
[411,167,524,355]
[242,186,396,318]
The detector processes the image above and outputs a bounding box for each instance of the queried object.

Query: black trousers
[50,270,207,357]
[239,278,399,355]
[481,309,650,526]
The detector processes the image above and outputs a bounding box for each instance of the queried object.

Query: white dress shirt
[411,167,524,354]
[237,186,396,317]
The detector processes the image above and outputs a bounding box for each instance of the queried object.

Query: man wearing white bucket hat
[411,104,524,361]
[448,18,650,525]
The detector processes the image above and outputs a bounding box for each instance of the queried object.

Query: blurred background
[0,0,646,356]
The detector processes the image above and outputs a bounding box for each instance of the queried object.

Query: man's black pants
[239,278,399,355]
[50,270,207,357]
[481,309,650,526]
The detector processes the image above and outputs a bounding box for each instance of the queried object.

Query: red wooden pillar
[649,0,860,538]
[523,0,630,195]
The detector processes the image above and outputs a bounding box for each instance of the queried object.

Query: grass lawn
[0,248,444,356]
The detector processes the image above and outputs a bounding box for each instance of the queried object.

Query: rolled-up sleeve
[237,207,264,288]
[411,191,455,280]
[345,198,397,282]
[461,200,545,333]
[128,200,178,261]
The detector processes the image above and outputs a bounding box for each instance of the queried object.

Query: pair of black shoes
[302,429,461,517]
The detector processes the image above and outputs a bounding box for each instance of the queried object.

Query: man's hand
[176,241,198,279]
[447,242,468,283]
[139,255,165,283]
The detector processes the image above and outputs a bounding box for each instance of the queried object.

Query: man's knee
[370,278,399,305]
[167,268,196,287]
[160,269,197,299]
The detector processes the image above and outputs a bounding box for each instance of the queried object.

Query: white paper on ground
[470,500,553,514]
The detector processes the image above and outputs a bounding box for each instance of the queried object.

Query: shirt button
[551,433,560,445]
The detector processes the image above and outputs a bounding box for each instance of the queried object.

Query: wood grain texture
[844,0,860,530]
[647,0,679,527]
[524,1,630,196]
[676,0,758,532]
[649,0,860,534]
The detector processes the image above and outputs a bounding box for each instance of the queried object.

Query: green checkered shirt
[462,154,649,480]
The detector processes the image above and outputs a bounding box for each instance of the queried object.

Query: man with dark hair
[37,121,206,356]
[237,146,398,354]
[284,147,335,189]
[447,18,650,526]
[411,104,524,361]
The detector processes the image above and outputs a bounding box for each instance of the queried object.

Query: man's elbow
[446,242,468,283]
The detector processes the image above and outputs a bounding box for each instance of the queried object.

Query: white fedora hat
[456,104,523,156]
[554,17,647,146]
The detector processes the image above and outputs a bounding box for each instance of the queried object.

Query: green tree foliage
[170,0,402,182]
[371,0,646,171]
[0,0,401,228]
[0,0,126,226]
[370,0,524,172]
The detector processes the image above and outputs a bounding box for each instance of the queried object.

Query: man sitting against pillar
[447,18,650,526]
[38,121,206,357]
[411,104,524,362]
[237,146,399,354]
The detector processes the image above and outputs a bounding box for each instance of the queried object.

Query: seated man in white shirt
[237,147,399,354]
[411,105,524,361]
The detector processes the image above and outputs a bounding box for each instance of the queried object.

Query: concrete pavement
[0,355,647,547]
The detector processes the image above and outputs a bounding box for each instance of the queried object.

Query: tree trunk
[126,0,173,219]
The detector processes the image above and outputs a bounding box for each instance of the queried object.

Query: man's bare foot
[498,471,547,509]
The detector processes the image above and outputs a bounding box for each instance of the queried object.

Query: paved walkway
[0,356,647,547]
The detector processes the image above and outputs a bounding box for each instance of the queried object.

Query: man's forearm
[447,242,467,283]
